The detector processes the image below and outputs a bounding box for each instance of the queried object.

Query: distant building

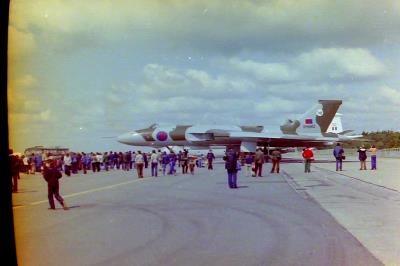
[24,146,69,157]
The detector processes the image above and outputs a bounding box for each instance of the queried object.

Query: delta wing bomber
[118,100,361,152]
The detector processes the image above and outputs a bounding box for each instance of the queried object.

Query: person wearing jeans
[150,150,158,177]
[369,145,377,170]
[333,143,345,171]
[224,149,239,189]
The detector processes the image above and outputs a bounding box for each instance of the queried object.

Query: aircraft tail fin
[296,100,342,135]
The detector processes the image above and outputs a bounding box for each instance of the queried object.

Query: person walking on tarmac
[368,145,378,170]
[270,149,282,173]
[9,149,20,193]
[207,150,215,170]
[42,159,69,210]
[357,146,368,170]
[333,143,345,171]
[302,147,314,173]
[135,151,145,178]
[254,148,265,176]
[223,149,239,189]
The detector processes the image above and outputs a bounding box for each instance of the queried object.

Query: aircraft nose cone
[117,132,144,145]
[117,133,132,145]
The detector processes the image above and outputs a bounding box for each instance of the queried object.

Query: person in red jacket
[302,147,314,173]
[43,159,69,210]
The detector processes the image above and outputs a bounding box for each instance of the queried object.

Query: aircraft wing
[216,131,337,150]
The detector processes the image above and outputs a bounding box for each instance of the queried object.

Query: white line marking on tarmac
[13,179,143,210]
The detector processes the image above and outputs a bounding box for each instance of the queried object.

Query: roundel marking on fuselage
[156,131,168,141]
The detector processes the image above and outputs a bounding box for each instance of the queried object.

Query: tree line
[344,130,400,149]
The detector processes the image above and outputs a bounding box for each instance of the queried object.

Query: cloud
[228,58,297,82]
[228,48,387,83]
[294,48,387,81]
[9,0,400,54]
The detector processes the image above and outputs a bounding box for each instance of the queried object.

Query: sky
[8,0,400,152]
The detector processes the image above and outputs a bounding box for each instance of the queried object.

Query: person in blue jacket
[333,143,345,171]
[161,151,170,176]
[168,151,177,175]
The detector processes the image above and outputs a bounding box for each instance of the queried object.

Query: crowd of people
[8,149,217,193]
[303,143,379,173]
[9,144,380,196]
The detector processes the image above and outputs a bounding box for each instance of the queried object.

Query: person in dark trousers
[302,147,314,173]
[223,149,239,189]
[207,150,215,170]
[161,151,170,176]
[270,149,281,173]
[254,148,265,176]
[150,150,158,177]
[357,146,367,170]
[181,150,189,174]
[143,152,148,169]
[333,143,345,171]
[9,149,20,193]
[42,160,69,210]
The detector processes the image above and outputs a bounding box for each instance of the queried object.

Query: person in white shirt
[135,151,144,178]
[96,153,103,172]
[150,150,159,177]
[63,153,72,176]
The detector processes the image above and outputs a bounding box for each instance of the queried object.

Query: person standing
[181,150,189,174]
[357,146,367,170]
[207,150,215,170]
[71,153,78,174]
[168,151,177,175]
[143,152,148,169]
[131,151,136,170]
[9,149,20,193]
[254,148,265,177]
[117,152,122,169]
[103,152,109,171]
[244,153,254,177]
[35,153,43,173]
[22,155,29,174]
[189,156,196,174]
[135,151,145,178]
[157,149,163,172]
[369,145,377,170]
[63,153,72,176]
[302,147,314,173]
[125,152,131,171]
[91,153,98,172]
[177,150,183,168]
[223,149,239,189]
[29,153,35,174]
[42,159,69,210]
[150,150,158,177]
[333,143,345,171]
[96,152,103,172]
[161,151,169,176]
[81,152,88,174]
[270,149,281,174]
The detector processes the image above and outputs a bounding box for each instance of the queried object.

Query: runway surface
[13,163,384,266]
